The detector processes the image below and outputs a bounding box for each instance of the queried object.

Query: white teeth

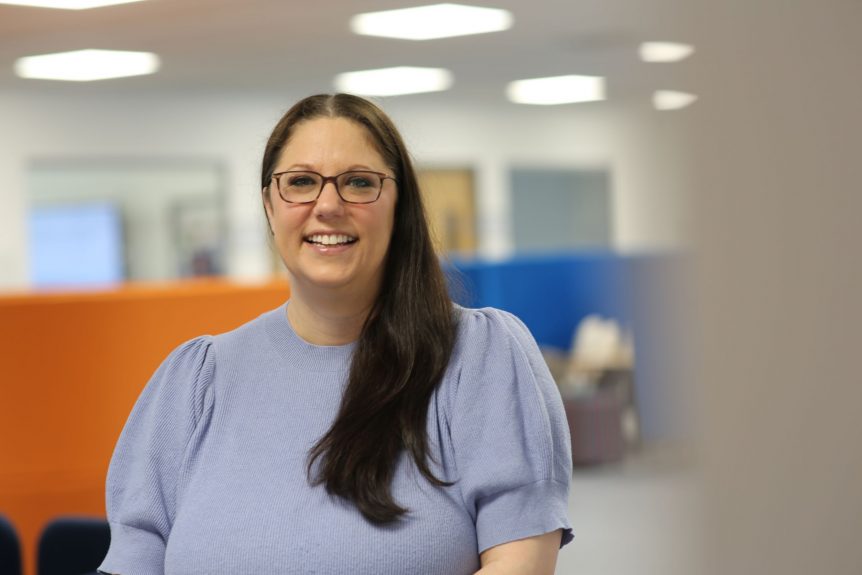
[308,234,356,245]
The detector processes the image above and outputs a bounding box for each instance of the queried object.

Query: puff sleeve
[448,308,573,554]
[98,336,215,575]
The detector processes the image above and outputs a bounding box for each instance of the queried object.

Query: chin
[294,271,361,291]
[310,276,354,290]
[285,260,382,296]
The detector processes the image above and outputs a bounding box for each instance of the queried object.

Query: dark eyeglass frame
[270,169,397,204]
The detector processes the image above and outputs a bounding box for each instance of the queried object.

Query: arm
[98,337,215,575]
[475,530,562,575]
[449,309,573,572]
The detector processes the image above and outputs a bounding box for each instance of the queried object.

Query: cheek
[271,205,311,235]
[373,206,397,250]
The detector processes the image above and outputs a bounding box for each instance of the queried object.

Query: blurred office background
[1,1,860,574]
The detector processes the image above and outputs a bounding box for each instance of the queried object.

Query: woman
[99,94,573,575]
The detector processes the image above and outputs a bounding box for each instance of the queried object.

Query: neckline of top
[264,301,356,373]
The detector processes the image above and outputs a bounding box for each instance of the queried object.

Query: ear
[262,187,275,236]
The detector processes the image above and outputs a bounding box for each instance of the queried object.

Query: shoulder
[142,303,275,421]
[156,335,215,390]
[443,305,553,410]
[450,305,542,369]
[144,335,215,429]
[157,306,272,378]
[208,304,283,358]
[147,304,286,412]
[453,304,524,342]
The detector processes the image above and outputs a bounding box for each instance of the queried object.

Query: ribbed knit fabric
[98,302,573,575]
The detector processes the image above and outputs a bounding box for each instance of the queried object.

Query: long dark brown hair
[261,94,457,524]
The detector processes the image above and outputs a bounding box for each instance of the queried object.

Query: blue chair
[0,514,22,575]
[37,516,110,575]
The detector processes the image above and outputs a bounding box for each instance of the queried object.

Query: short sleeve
[98,336,215,575]
[448,308,573,554]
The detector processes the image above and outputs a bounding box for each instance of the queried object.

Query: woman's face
[263,117,397,301]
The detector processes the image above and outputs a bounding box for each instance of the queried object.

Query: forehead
[277,116,386,169]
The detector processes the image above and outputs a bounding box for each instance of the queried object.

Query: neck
[286,286,376,346]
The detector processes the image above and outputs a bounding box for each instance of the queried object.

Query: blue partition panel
[447,251,633,350]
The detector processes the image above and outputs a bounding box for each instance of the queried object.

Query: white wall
[0,89,690,290]
[388,99,691,255]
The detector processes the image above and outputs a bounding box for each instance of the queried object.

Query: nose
[312,180,345,217]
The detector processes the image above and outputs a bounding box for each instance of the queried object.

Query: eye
[287,173,319,188]
[343,173,377,189]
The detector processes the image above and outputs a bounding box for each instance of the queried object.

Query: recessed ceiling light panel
[506,75,606,105]
[653,90,698,110]
[15,49,160,81]
[639,42,695,63]
[335,66,453,97]
[0,0,145,9]
[350,3,513,41]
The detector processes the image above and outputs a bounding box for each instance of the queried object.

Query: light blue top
[99,303,573,575]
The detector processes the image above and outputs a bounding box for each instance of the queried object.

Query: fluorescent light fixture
[350,3,513,41]
[639,41,694,63]
[0,0,144,8]
[653,90,698,110]
[15,49,160,81]
[506,74,606,105]
[335,66,453,97]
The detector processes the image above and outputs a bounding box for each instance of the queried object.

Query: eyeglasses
[270,169,396,204]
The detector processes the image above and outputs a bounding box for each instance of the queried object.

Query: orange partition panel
[0,279,290,575]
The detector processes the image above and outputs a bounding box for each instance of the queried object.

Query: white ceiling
[0,0,697,105]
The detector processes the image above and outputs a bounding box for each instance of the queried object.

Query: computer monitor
[29,202,125,287]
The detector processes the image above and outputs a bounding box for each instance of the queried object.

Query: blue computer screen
[29,203,124,287]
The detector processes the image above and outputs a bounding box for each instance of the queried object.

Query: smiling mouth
[304,233,358,247]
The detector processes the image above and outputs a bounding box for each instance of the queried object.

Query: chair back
[37,517,110,575]
[0,515,22,575]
